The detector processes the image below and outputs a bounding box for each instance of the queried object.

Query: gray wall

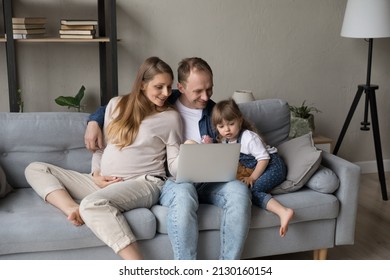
[1,0,390,169]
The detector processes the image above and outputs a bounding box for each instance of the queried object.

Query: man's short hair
[177,57,213,86]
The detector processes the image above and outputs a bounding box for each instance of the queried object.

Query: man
[84,57,252,260]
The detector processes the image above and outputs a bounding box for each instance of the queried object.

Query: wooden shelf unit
[1,0,118,112]
[11,37,111,43]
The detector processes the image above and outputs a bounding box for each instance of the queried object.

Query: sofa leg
[313,248,328,260]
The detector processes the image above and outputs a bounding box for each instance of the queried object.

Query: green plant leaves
[55,96,78,107]
[75,85,85,103]
[289,100,321,119]
[55,85,85,111]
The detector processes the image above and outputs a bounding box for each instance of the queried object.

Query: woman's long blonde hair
[106,56,174,149]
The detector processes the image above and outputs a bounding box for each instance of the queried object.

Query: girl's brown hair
[212,99,258,142]
[106,56,174,149]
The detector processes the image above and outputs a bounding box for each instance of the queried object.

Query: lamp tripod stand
[333,38,388,201]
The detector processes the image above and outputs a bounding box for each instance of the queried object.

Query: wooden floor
[259,172,390,260]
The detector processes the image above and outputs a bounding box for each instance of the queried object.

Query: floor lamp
[333,0,390,201]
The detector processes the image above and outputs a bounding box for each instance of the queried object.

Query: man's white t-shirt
[175,99,203,143]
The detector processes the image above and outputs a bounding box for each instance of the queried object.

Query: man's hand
[84,121,104,152]
[92,171,123,188]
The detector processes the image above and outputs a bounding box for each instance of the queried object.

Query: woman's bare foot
[279,208,294,237]
[67,207,84,226]
[45,190,84,226]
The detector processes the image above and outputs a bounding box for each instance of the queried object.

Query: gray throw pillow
[271,133,322,194]
[305,165,340,193]
[0,165,13,198]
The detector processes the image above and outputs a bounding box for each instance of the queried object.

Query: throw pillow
[0,164,13,198]
[271,133,322,194]
[305,165,340,193]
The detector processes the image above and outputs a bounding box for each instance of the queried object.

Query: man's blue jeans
[159,179,251,260]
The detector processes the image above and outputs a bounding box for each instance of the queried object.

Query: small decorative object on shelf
[289,100,321,138]
[12,17,46,39]
[55,85,86,112]
[59,19,98,39]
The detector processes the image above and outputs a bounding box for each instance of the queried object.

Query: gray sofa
[0,99,361,260]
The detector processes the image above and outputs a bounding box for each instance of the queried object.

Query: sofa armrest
[321,152,361,246]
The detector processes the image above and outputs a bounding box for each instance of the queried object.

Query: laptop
[175,143,241,183]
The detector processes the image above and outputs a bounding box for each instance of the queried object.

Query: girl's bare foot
[279,208,294,237]
[67,207,84,226]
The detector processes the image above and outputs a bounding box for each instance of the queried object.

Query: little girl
[212,99,294,237]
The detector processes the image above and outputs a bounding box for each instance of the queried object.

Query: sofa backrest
[237,99,290,147]
[0,112,92,189]
[0,99,290,189]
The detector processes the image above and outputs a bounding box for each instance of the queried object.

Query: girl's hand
[92,171,123,188]
[241,176,255,188]
[201,135,213,144]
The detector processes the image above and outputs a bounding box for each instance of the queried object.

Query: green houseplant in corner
[289,100,321,138]
[55,85,85,112]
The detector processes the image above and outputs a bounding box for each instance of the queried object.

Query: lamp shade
[232,90,255,103]
[341,0,390,38]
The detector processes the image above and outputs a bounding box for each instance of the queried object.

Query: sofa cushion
[272,133,322,194]
[305,165,340,193]
[0,112,92,189]
[238,99,290,147]
[0,188,156,256]
[0,164,13,198]
[250,189,339,228]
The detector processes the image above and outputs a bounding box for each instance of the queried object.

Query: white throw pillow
[271,133,322,194]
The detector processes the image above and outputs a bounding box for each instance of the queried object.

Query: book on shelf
[59,29,96,35]
[13,24,46,30]
[13,28,46,35]
[59,20,97,38]
[12,17,47,24]
[12,17,46,37]
[60,19,98,25]
[12,33,46,39]
[60,34,95,39]
[60,24,96,30]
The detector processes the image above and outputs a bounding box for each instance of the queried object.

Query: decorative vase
[289,114,315,138]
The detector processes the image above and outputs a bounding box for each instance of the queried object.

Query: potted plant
[289,100,321,138]
[55,85,85,112]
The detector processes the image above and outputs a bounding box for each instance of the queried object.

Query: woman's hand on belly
[92,171,124,188]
